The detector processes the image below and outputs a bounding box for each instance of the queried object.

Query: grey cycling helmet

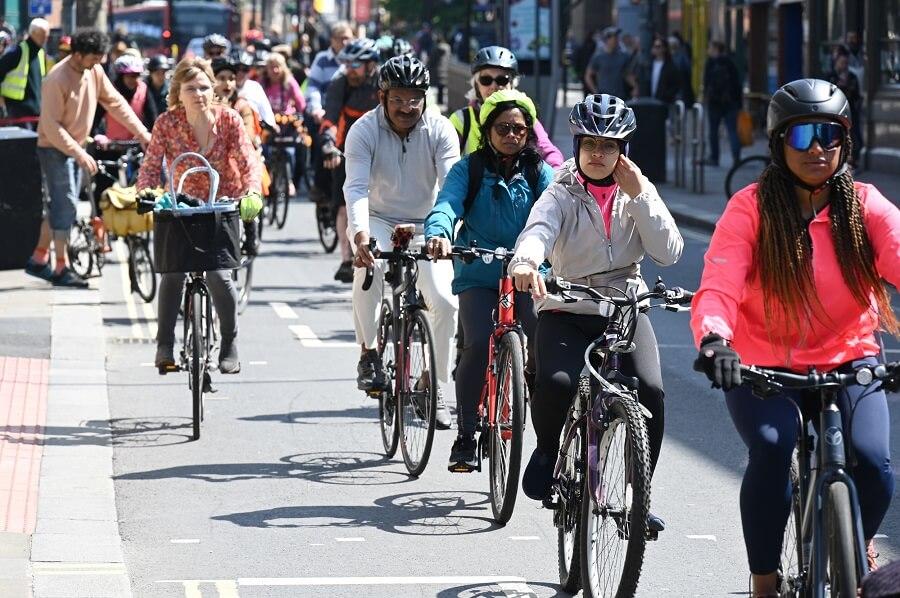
[337,38,379,63]
[472,46,518,74]
[766,78,851,136]
[569,94,636,141]
[202,34,229,53]
[379,55,430,91]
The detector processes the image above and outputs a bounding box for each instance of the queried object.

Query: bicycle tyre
[725,155,770,199]
[489,331,525,525]
[557,407,584,594]
[275,159,290,229]
[235,257,253,314]
[824,482,859,596]
[265,157,282,227]
[377,301,399,458]
[316,203,338,254]
[129,237,157,303]
[399,308,437,477]
[190,288,203,441]
[779,451,804,596]
[580,392,651,598]
[67,223,93,278]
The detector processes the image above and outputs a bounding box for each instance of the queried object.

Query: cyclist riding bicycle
[449,45,563,168]
[376,36,413,63]
[691,78,900,597]
[509,94,683,533]
[202,34,230,60]
[425,89,552,471]
[136,58,263,374]
[321,37,381,283]
[104,54,156,139]
[346,55,459,430]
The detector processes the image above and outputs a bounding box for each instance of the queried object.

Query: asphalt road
[95,200,900,598]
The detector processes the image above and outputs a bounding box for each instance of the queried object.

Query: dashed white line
[270,302,298,319]
[140,362,155,367]
[499,581,538,597]
[115,240,144,339]
[215,580,240,598]
[686,534,717,541]
[170,539,201,544]
[335,537,366,542]
[32,562,128,575]
[234,576,530,586]
[289,324,357,348]
[508,536,540,541]
[248,360,268,365]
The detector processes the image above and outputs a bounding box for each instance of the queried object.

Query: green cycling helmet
[479,89,537,124]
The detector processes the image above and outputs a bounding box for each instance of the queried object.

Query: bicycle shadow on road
[238,405,378,424]
[212,490,501,536]
[0,417,193,448]
[435,581,568,598]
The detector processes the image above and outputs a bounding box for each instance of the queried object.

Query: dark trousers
[707,103,741,165]
[455,287,537,435]
[531,310,665,474]
[724,356,894,574]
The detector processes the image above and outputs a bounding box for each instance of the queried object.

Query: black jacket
[703,55,742,109]
[638,58,681,104]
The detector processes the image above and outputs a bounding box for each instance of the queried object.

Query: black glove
[693,334,742,391]
[136,190,158,215]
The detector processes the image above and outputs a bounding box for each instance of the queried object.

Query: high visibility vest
[0,42,46,101]
[449,104,481,155]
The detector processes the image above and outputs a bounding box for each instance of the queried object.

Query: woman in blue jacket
[425,89,553,472]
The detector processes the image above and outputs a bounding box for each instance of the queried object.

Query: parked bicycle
[738,362,900,597]
[725,153,770,199]
[545,276,693,598]
[362,224,438,477]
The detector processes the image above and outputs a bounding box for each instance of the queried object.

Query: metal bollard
[672,100,685,187]
[690,103,705,194]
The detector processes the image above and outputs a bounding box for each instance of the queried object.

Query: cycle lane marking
[114,241,145,340]
[269,302,298,319]
[289,324,357,348]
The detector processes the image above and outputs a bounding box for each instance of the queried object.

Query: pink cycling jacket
[691,182,900,371]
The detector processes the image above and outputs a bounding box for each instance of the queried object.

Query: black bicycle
[725,154,770,199]
[362,224,438,477]
[263,114,301,230]
[738,362,900,597]
[232,219,260,314]
[546,276,693,598]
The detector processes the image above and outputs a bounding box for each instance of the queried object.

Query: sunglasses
[478,74,512,87]
[344,60,365,69]
[783,122,844,151]
[493,122,528,137]
[580,137,621,155]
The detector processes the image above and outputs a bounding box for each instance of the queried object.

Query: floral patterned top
[136,105,262,200]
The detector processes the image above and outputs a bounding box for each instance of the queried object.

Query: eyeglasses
[388,95,425,109]
[492,122,528,137]
[344,60,365,69]
[580,137,621,155]
[478,74,512,87]
[783,122,844,151]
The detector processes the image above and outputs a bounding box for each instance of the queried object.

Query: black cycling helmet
[337,37,379,63]
[202,34,229,53]
[379,55,430,91]
[379,37,413,62]
[211,56,238,76]
[472,46,518,74]
[767,78,852,191]
[569,94,636,185]
[146,55,171,72]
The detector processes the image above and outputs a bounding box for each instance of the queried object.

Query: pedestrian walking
[430,32,451,106]
[702,40,742,167]
[584,27,630,99]
[829,45,864,167]
[0,18,50,122]
[668,33,695,105]
[635,35,680,104]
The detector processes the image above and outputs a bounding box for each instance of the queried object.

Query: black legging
[531,310,665,474]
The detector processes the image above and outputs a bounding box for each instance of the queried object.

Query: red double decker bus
[111,0,239,57]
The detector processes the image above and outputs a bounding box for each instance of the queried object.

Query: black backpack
[462,149,542,218]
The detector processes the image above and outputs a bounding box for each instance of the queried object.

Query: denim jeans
[707,104,741,165]
[37,146,82,233]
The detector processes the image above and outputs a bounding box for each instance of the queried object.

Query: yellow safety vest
[1,41,46,101]
[449,104,482,155]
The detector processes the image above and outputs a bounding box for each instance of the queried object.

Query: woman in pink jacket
[691,79,900,597]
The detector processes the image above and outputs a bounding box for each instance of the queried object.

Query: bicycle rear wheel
[316,202,338,253]
[489,331,525,525]
[272,159,290,229]
[725,155,770,199]
[377,301,399,458]
[399,308,437,477]
[68,222,93,278]
[189,287,204,441]
[824,482,859,596]
[557,407,584,594]
[580,392,651,598]
[129,237,157,303]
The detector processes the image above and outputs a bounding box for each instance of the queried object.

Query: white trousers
[351,217,458,383]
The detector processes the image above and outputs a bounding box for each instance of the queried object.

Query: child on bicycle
[424,89,553,472]
[508,94,683,535]
[691,78,900,596]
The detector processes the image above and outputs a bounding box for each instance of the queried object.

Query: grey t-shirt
[589,48,630,98]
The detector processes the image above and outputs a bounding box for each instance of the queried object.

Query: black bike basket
[154,209,240,273]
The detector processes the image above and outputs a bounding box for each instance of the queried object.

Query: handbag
[737,110,754,147]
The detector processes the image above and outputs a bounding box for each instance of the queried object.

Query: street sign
[28,0,52,17]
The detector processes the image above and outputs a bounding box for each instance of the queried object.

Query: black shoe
[50,267,89,288]
[218,338,240,374]
[24,258,53,282]
[522,447,555,501]
[155,344,176,374]
[448,433,477,472]
[435,388,452,430]
[334,260,353,283]
[357,349,384,391]
[648,512,666,533]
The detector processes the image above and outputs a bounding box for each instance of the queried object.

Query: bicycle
[545,276,694,598]
[361,224,438,477]
[263,113,304,230]
[442,243,525,524]
[725,154,770,199]
[737,362,900,597]
[232,219,259,314]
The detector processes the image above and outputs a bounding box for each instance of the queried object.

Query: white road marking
[248,360,267,365]
[32,562,127,575]
[215,580,240,598]
[141,298,158,340]
[508,536,540,541]
[335,537,366,542]
[269,302,298,319]
[499,581,538,597]
[686,534,717,541]
[181,581,202,598]
[170,538,201,544]
[875,533,889,539]
[140,362,155,367]
[309,543,324,546]
[289,324,357,348]
[681,228,712,243]
[234,576,530,586]
[115,241,144,339]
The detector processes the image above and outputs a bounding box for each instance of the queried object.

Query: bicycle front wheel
[316,203,338,254]
[824,482,859,596]
[399,308,437,477]
[377,301,399,458]
[557,408,584,594]
[725,155,770,199]
[489,331,525,525]
[580,393,651,598]
[68,223,93,278]
[129,237,157,303]
[189,288,204,441]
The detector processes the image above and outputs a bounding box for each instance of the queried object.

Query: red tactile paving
[0,356,48,534]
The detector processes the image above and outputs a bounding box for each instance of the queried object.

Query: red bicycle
[446,244,526,524]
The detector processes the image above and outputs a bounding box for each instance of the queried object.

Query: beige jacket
[510,158,684,315]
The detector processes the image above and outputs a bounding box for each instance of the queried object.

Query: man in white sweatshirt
[344,55,459,430]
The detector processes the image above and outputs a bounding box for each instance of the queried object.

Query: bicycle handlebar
[545,276,695,308]
[739,363,900,394]
[360,237,431,291]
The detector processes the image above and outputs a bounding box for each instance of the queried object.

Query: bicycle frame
[181,273,217,376]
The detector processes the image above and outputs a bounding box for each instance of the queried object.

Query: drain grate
[109,337,155,345]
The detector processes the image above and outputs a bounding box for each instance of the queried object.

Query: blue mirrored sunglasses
[783,122,844,151]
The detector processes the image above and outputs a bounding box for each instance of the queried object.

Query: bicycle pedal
[448,463,477,473]
[646,529,659,541]
[157,364,179,375]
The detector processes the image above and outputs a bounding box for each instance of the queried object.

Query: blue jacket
[425,154,553,294]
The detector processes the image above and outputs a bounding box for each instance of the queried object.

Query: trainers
[867,538,880,571]
[448,433,478,472]
[218,338,240,374]
[334,260,353,283]
[24,258,53,281]
[50,267,89,288]
[435,388,452,430]
[357,349,384,391]
[522,447,555,501]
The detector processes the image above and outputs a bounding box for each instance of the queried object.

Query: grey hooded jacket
[510,158,684,315]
